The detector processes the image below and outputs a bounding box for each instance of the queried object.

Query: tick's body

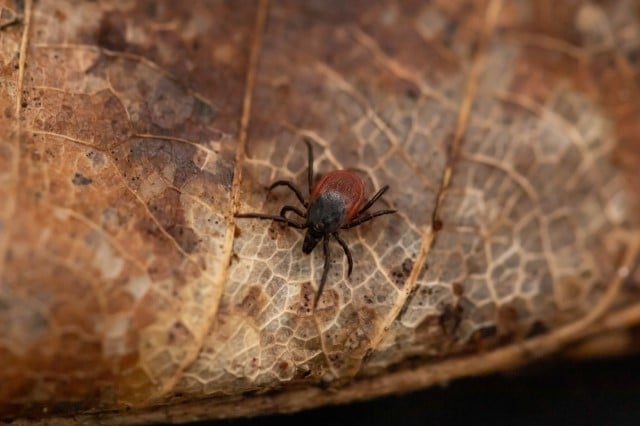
[310,171,365,222]
[236,140,395,308]
[303,171,365,254]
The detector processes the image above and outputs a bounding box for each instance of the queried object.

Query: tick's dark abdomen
[310,171,365,222]
[306,191,346,235]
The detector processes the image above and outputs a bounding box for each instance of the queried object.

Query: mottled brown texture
[0,0,639,424]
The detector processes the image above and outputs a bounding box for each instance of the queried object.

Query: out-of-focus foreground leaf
[1,0,639,423]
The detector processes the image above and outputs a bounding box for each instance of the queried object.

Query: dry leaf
[1,0,639,424]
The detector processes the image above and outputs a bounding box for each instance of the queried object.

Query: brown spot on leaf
[238,286,268,319]
[389,257,415,288]
[167,321,192,345]
[313,287,339,314]
[404,85,419,100]
[71,172,92,186]
[402,258,413,274]
[267,222,290,240]
[415,314,446,343]
[96,12,127,51]
[527,321,550,338]
[147,189,200,254]
[389,269,406,288]
[439,304,463,336]
[296,282,315,316]
[451,282,464,296]
[475,325,498,340]
[496,305,519,338]
[327,352,344,370]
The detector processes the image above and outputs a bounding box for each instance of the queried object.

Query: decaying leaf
[1,0,639,423]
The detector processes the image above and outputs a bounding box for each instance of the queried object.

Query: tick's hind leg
[303,138,314,195]
[280,205,306,219]
[342,209,396,229]
[313,236,331,309]
[268,180,307,207]
[235,212,307,229]
[357,185,389,216]
[332,232,353,276]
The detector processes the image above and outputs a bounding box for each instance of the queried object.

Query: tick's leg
[342,209,396,229]
[357,185,389,216]
[314,236,331,309]
[304,138,314,195]
[280,205,306,219]
[235,212,307,229]
[268,180,307,207]
[332,232,353,276]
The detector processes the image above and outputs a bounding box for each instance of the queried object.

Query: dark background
[197,354,640,426]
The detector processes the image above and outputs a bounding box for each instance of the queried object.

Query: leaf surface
[0,0,639,423]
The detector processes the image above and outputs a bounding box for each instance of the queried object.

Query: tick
[235,139,396,308]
